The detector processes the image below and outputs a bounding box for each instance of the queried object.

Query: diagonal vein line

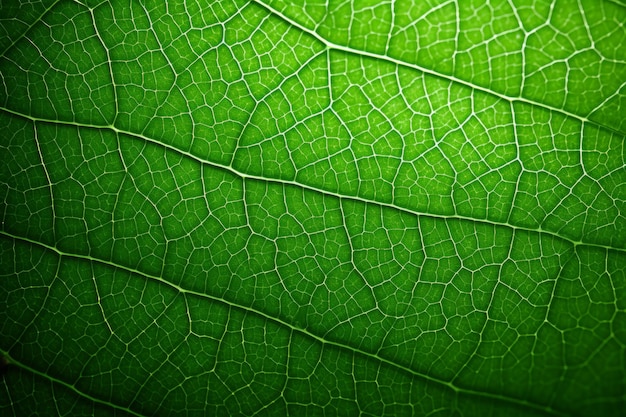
[0,348,147,417]
[2,106,624,254]
[0,0,63,59]
[250,0,625,137]
[605,0,626,9]
[0,229,571,417]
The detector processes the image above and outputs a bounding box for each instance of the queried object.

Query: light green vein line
[2,106,624,254]
[0,0,63,58]
[251,0,626,137]
[0,349,147,417]
[0,230,570,417]
[604,0,626,9]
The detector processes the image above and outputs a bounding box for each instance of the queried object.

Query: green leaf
[1,0,625,416]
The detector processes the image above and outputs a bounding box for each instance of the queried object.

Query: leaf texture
[1,0,625,416]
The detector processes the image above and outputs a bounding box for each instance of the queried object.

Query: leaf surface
[1,0,625,416]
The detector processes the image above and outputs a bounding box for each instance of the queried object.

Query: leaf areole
[0,355,10,377]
